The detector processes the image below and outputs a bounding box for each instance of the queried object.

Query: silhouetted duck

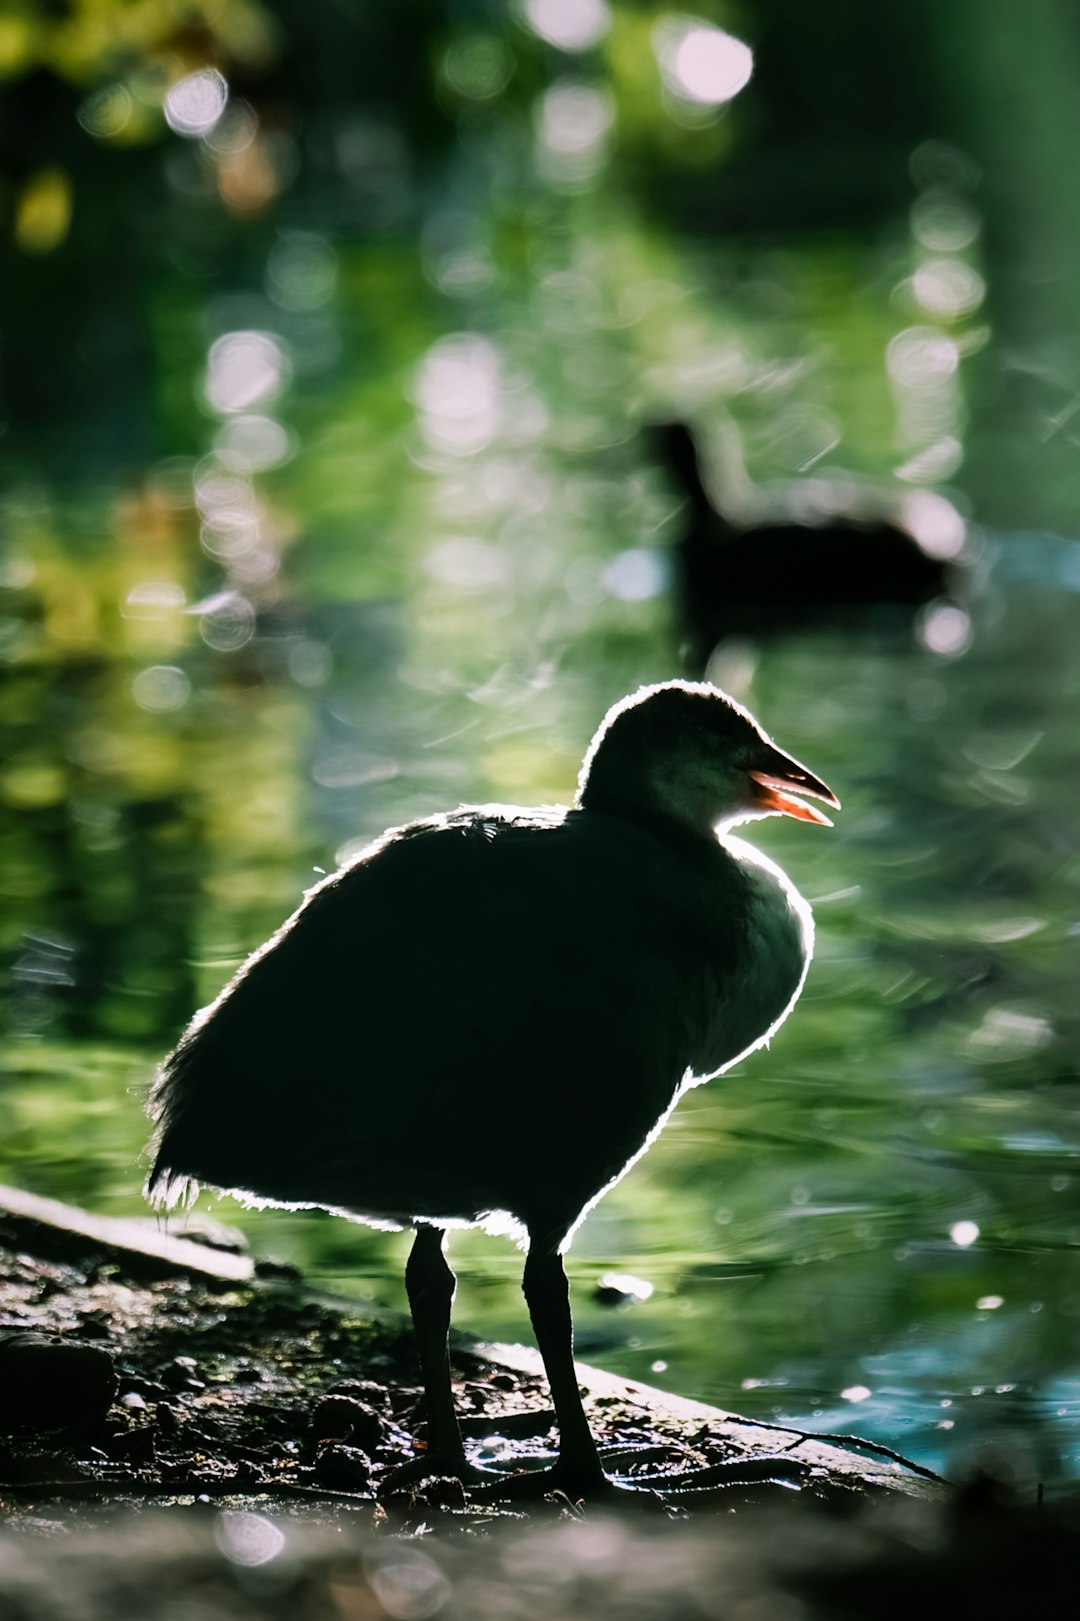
[148,681,838,1500]
[654,421,960,668]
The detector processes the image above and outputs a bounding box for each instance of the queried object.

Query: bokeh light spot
[900,490,966,559]
[267,233,338,313]
[133,666,190,712]
[195,465,257,520]
[205,101,258,157]
[913,258,985,320]
[215,1511,286,1568]
[603,548,668,601]
[426,538,507,591]
[968,1007,1053,1057]
[164,69,229,139]
[894,437,963,484]
[657,20,754,106]
[163,69,227,139]
[123,581,187,618]
[205,332,289,415]
[366,1549,451,1620]
[537,82,613,186]
[917,601,972,657]
[415,333,502,453]
[200,510,260,562]
[886,327,959,387]
[443,34,515,99]
[214,414,293,473]
[911,190,981,253]
[15,168,72,255]
[77,84,133,140]
[523,0,611,52]
[198,595,256,652]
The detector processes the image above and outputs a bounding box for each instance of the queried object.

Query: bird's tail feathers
[144,1035,205,1209]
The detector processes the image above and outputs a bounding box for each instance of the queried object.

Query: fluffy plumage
[147,680,838,1497]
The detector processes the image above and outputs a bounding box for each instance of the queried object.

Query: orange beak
[747,746,840,827]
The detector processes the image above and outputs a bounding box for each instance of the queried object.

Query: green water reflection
[2,0,1080,1496]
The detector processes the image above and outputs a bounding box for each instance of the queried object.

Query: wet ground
[7,1202,1075,1621]
[0,1198,937,1535]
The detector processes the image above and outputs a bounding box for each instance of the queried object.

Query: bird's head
[577,680,839,838]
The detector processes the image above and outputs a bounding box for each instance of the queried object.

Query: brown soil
[0,1198,940,1534]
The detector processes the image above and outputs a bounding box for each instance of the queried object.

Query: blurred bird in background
[652,421,959,669]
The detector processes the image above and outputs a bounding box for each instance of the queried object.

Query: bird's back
[149,806,805,1242]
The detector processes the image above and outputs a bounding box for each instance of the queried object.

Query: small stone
[384,1472,469,1513]
[311,1395,386,1451]
[415,1474,468,1511]
[0,1332,117,1433]
[154,1403,182,1439]
[326,1379,391,1411]
[161,1357,205,1392]
[110,1426,156,1464]
[313,1443,372,1491]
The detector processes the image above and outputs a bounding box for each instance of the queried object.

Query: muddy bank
[0,1187,939,1531]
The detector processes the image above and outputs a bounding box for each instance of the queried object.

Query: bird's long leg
[404,1223,467,1475]
[468,1237,613,1503]
[520,1242,606,1490]
[469,1243,819,1507]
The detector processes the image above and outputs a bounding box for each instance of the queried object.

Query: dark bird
[654,420,962,669]
[147,680,838,1499]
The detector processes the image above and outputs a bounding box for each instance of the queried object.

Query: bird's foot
[379,1450,508,1498]
[466,1450,820,1508]
[383,1445,819,1511]
[467,1456,673,1510]
[608,1452,821,1500]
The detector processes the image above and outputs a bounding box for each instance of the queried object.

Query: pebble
[0,1332,117,1432]
[313,1443,372,1491]
[161,1358,205,1393]
[310,1395,386,1451]
[326,1378,391,1411]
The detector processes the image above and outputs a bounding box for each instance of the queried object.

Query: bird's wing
[150,811,744,1228]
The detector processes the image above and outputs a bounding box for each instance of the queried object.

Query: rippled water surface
[6,503,1078,1489]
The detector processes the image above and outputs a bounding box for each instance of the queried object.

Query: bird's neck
[674,431,745,537]
[574,786,731,854]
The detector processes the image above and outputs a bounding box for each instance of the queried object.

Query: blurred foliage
[2,0,1080,1495]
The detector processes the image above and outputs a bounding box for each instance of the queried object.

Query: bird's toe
[467,1458,672,1511]
[379,1451,509,1499]
[608,1452,820,1500]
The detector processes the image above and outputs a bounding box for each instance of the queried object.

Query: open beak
[747,744,840,827]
